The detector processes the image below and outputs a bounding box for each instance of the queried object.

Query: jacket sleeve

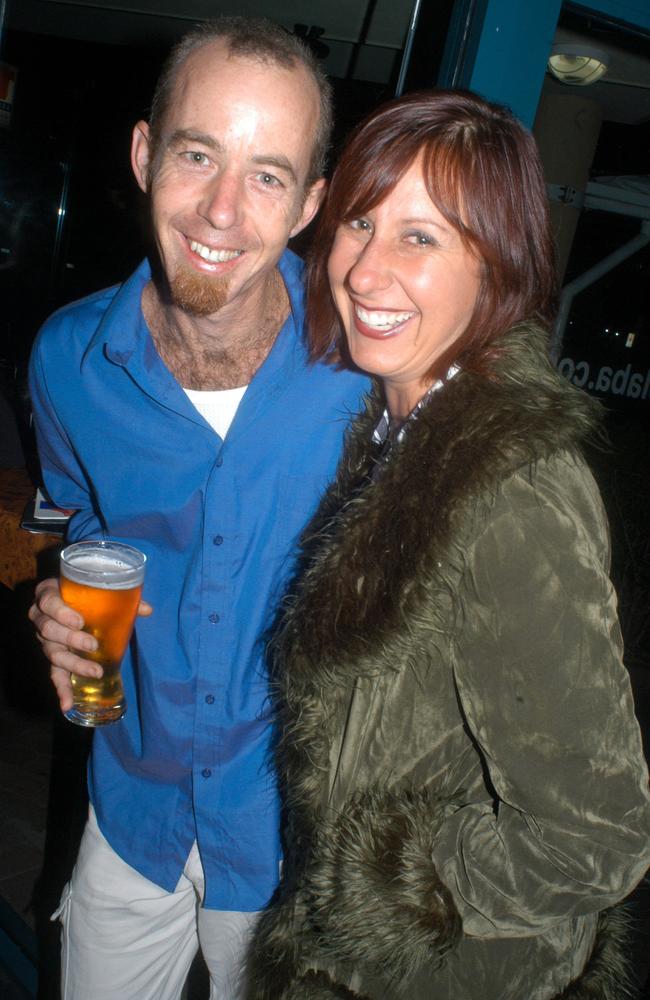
[29,338,104,541]
[430,455,650,937]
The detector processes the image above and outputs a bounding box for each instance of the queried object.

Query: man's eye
[258,172,281,187]
[182,151,209,166]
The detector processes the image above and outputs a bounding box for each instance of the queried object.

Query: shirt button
[208,612,220,624]
[201,768,212,779]
[215,455,223,467]
[205,694,215,704]
[212,534,223,546]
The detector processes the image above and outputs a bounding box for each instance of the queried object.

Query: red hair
[307,89,557,378]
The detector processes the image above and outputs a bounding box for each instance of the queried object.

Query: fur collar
[273,322,600,688]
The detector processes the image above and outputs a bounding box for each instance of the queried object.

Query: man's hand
[28,578,152,714]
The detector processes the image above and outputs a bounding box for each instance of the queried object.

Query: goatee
[169,265,230,317]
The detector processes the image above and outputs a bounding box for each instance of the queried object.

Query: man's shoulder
[39,284,120,340]
[33,262,148,356]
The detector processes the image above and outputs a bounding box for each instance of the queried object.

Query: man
[28,17,368,999]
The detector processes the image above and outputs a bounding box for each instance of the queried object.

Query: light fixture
[548,43,609,86]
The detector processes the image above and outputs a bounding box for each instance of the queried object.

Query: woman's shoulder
[506,448,605,526]
[425,323,601,468]
[463,448,611,584]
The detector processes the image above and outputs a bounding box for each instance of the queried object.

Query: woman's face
[327,158,481,417]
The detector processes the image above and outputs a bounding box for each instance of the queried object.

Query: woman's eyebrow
[401,215,448,231]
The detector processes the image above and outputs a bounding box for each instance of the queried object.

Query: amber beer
[59,541,146,726]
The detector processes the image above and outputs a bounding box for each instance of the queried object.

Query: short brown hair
[307,89,557,378]
[148,16,333,187]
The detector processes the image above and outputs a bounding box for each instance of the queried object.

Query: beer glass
[59,540,146,727]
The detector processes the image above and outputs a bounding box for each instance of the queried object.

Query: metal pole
[550,221,650,362]
[395,0,424,97]
[48,155,73,305]
[0,0,8,61]
[346,0,378,82]
[439,0,482,90]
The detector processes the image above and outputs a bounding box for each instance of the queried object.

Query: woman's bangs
[338,137,420,224]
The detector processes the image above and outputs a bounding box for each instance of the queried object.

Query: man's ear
[131,120,153,193]
[290,178,327,239]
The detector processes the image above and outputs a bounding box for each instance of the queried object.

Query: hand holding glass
[59,540,146,727]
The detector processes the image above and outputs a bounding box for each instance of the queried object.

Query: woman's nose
[346,238,392,296]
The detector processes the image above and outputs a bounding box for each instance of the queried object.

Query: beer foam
[61,548,145,589]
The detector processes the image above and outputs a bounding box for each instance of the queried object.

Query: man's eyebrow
[166,129,222,151]
[163,132,298,184]
[251,155,298,185]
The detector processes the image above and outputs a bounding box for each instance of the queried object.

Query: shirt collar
[372,365,460,446]
[80,249,307,374]
[81,258,151,371]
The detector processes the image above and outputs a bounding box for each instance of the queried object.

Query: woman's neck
[384,382,431,422]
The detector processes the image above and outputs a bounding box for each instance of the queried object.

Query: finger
[34,576,58,600]
[51,665,74,714]
[45,643,103,678]
[34,615,98,654]
[137,600,153,617]
[28,581,71,627]
[36,586,85,630]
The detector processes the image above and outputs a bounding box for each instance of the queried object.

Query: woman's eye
[349,218,372,233]
[407,231,436,247]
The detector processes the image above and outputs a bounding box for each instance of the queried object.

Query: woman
[247,90,650,999]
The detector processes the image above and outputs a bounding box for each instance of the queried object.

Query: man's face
[131,41,325,319]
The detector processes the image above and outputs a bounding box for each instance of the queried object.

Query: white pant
[54,809,259,999]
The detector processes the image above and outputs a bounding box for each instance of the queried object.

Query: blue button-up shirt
[29,252,369,910]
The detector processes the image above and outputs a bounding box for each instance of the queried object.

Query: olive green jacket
[247,325,650,1000]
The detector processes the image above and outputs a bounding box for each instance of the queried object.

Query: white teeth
[355,305,414,330]
[189,240,242,263]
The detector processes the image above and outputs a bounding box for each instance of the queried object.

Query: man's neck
[142,269,290,390]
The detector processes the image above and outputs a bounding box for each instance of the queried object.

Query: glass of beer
[59,540,146,727]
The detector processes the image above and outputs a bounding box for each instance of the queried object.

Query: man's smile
[188,239,244,264]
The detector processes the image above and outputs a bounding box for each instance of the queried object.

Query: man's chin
[169,268,230,317]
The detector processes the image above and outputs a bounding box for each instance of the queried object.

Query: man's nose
[346,238,392,296]
[197,171,243,230]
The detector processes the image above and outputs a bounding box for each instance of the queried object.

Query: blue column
[440,0,563,127]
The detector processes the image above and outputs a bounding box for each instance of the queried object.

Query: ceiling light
[548,44,609,85]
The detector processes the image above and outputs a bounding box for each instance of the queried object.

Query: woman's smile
[352,303,416,339]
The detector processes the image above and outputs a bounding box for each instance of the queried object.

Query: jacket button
[201,768,212,779]
[213,535,223,546]
[208,613,220,624]
[205,694,215,704]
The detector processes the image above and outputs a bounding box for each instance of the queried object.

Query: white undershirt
[183,385,248,440]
